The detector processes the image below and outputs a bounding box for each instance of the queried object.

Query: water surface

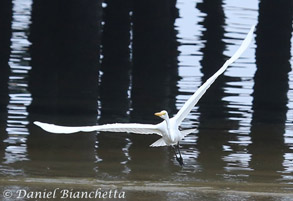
[0,0,293,200]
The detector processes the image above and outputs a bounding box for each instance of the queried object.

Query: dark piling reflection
[131,0,178,121]
[28,0,100,120]
[0,0,12,122]
[195,0,229,178]
[99,0,131,124]
[96,0,132,176]
[249,0,293,181]
[27,0,102,177]
[0,0,12,162]
[128,0,179,177]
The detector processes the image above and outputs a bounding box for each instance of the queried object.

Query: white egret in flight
[34,25,255,165]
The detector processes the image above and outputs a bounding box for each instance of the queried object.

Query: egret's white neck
[164,113,171,131]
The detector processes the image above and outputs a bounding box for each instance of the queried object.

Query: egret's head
[154,110,169,120]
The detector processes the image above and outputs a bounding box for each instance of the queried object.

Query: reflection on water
[97,0,132,176]
[26,0,102,178]
[0,0,293,199]
[196,0,229,179]
[220,0,259,179]
[249,0,293,183]
[129,0,179,178]
[0,0,12,170]
[28,0,101,118]
[4,0,32,165]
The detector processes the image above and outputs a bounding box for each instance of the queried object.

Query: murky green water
[0,0,293,200]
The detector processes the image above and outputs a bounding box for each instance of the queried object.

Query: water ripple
[4,0,32,164]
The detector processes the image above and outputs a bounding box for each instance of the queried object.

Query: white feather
[150,138,167,147]
[33,121,162,135]
[172,25,255,125]
[34,121,101,134]
[96,123,162,135]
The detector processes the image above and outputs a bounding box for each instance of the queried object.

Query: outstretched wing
[34,121,162,135]
[95,123,162,135]
[34,121,103,134]
[172,25,255,125]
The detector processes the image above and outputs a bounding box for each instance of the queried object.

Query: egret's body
[34,26,255,165]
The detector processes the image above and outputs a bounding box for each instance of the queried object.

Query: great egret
[34,25,255,165]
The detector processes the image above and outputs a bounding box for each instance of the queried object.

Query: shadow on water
[249,0,293,182]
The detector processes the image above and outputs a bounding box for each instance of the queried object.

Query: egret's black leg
[176,142,184,166]
[172,145,182,165]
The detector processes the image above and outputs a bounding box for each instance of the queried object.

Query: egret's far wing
[34,121,162,135]
[173,25,255,124]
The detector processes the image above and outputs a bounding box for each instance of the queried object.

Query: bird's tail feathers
[150,138,167,147]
